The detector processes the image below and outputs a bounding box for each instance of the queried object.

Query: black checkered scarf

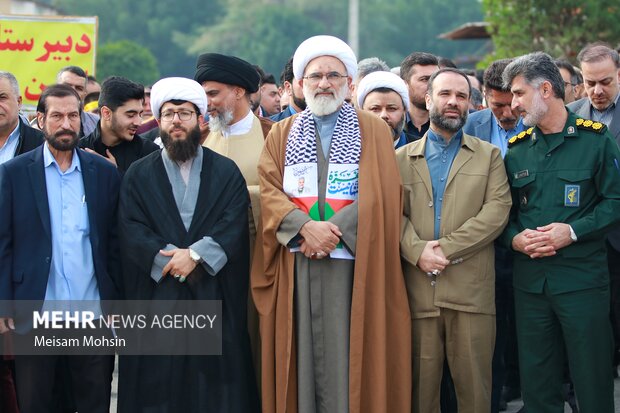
[284,104,361,166]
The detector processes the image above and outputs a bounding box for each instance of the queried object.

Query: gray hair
[502,52,564,100]
[357,57,390,80]
[0,71,20,96]
[577,43,620,68]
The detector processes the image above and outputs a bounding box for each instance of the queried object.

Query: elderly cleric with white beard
[253,35,412,413]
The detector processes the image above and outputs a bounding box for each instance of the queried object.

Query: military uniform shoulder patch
[508,127,534,147]
[575,118,607,134]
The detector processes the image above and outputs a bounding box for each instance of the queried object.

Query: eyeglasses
[302,72,347,84]
[564,81,576,89]
[160,110,196,122]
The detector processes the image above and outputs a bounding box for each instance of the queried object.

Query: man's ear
[36,112,44,130]
[100,106,113,121]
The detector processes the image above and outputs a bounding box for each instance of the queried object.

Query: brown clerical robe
[253,108,411,413]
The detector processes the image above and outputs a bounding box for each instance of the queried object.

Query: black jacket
[79,122,159,173]
[16,117,44,156]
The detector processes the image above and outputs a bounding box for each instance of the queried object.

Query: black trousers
[15,353,114,413]
[608,241,620,367]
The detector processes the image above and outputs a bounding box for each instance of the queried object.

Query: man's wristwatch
[189,248,202,264]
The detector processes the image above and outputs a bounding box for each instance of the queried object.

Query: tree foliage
[482,0,620,65]
[53,0,223,77]
[54,0,488,80]
[183,0,486,77]
[182,5,325,77]
[359,0,486,67]
[96,41,160,85]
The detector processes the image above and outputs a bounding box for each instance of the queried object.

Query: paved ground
[109,360,620,412]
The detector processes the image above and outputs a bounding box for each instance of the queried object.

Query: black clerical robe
[117,147,259,413]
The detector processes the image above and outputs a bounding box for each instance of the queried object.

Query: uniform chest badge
[564,185,580,207]
[514,170,529,179]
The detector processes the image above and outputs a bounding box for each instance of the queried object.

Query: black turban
[194,53,260,93]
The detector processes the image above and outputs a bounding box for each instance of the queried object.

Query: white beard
[303,81,348,116]
[209,109,234,133]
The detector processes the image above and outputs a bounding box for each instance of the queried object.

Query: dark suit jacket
[15,118,44,157]
[568,97,620,142]
[463,108,494,143]
[269,106,296,122]
[568,97,620,249]
[0,146,122,330]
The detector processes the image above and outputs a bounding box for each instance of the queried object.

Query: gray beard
[429,105,467,134]
[209,110,234,133]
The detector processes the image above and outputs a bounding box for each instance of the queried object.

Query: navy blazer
[0,146,122,327]
[463,108,494,143]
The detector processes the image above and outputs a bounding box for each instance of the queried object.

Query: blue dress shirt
[490,117,524,158]
[591,92,620,126]
[42,143,100,313]
[0,123,20,165]
[425,128,462,239]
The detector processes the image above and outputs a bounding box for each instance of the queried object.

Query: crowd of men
[0,35,620,413]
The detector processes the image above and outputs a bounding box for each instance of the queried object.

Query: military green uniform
[500,110,620,413]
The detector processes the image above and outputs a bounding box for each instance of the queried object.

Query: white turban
[150,77,208,120]
[356,71,410,111]
[293,35,357,80]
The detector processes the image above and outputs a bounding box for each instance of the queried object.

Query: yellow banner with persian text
[0,15,97,107]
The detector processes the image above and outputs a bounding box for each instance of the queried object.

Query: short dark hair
[577,43,620,68]
[400,52,439,83]
[470,87,483,108]
[554,59,579,85]
[438,56,457,68]
[263,73,276,85]
[87,75,98,82]
[36,84,81,114]
[503,52,564,100]
[427,67,472,98]
[280,56,294,84]
[98,76,145,111]
[57,65,87,81]
[483,58,514,92]
[84,92,100,106]
[253,65,266,86]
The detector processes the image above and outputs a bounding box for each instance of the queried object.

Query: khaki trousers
[412,308,495,413]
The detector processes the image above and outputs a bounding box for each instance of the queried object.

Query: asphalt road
[109,360,620,412]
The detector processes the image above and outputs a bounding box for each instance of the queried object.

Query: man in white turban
[356,70,410,148]
[253,35,411,413]
[117,77,260,413]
